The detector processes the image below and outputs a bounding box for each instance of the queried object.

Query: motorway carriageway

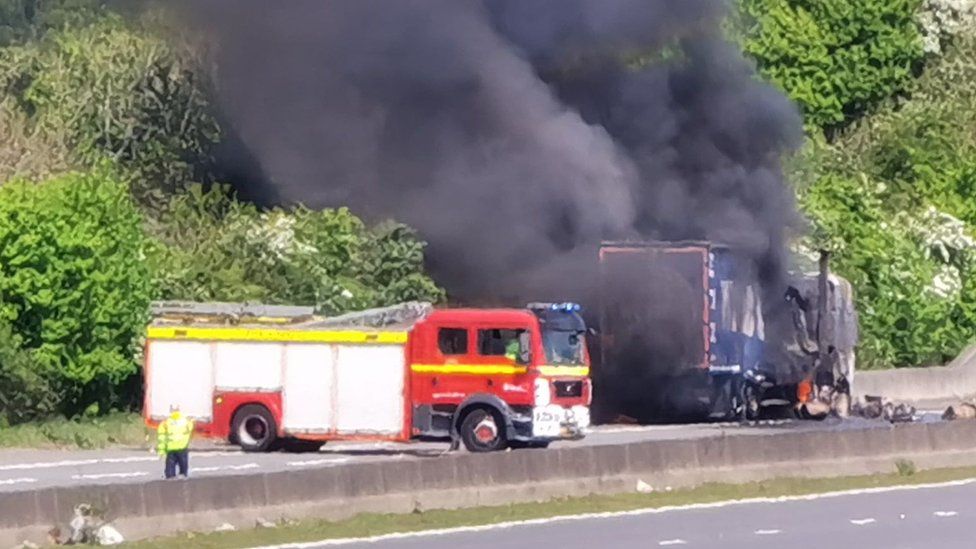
[0,414,943,493]
[263,478,975,549]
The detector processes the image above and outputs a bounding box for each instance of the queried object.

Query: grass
[124,464,976,548]
[0,412,149,449]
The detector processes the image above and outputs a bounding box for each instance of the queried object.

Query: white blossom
[919,0,976,54]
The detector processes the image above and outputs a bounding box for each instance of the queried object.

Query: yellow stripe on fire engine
[410,364,529,375]
[536,365,590,377]
[146,326,408,345]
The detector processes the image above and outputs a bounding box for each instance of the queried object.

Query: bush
[149,185,445,313]
[0,320,57,425]
[0,167,153,415]
[0,15,220,198]
[737,0,925,133]
[799,36,976,368]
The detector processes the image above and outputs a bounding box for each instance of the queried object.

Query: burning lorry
[592,240,857,424]
[143,301,591,452]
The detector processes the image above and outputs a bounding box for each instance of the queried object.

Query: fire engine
[143,301,592,452]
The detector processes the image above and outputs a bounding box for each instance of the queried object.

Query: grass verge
[125,463,976,548]
[0,412,148,449]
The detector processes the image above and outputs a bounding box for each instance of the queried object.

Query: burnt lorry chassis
[591,241,856,424]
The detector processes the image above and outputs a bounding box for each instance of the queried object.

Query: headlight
[534,378,551,406]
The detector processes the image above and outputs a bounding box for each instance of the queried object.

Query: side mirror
[518,332,531,364]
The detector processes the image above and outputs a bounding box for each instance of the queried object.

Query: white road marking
[934,511,958,517]
[658,540,687,546]
[71,472,149,480]
[0,459,100,471]
[195,463,260,473]
[849,518,876,526]
[0,477,36,485]
[287,458,351,467]
[0,451,246,472]
[248,478,976,549]
[754,529,781,535]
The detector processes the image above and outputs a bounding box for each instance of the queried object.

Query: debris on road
[56,503,125,545]
[851,396,916,423]
[942,402,976,420]
[636,480,654,494]
[255,518,277,529]
[214,523,236,532]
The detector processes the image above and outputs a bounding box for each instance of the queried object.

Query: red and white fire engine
[143,301,592,452]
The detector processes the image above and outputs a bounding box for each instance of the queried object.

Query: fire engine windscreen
[533,309,587,366]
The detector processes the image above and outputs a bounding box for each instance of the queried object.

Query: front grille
[553,380,583,398]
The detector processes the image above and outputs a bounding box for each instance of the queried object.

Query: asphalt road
[289,479,976,549]
[0,414,942,493]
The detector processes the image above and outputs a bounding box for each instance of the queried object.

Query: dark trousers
[164,450,189,478]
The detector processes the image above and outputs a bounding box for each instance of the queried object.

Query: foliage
[0,411,147,448]
[0,320,57,425]
[0,15,220,198]
[799,36,976,367]
[737,0,925,133]
[0,0,105,47]
[0,168,153,414]
[149,185,445,313]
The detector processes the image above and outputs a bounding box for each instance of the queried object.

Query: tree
[738,0,925,134]
[0,15,221,199]
[149,185,445,313]
[0,167,153,414]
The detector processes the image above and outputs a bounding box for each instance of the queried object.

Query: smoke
[179,1,804,420]
[182,0,801,299]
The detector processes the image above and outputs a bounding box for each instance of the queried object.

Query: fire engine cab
[143,301,592,453]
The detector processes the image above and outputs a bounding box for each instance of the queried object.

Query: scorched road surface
[0,414,942,492]
[286,479,975,549]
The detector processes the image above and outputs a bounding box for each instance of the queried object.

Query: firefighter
[505,338,520,362]
[157,404,194,479]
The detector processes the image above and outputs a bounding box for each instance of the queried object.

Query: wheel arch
[451,394,516,440]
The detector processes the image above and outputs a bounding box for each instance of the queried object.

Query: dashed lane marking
[934,511,958,517]
[71,472,149,480]
[195,463,260,473]
[658,540,687,546]
[0,477,36,485]
[849,518,876,526]
[287,458,351,467]
[755,529,781,535]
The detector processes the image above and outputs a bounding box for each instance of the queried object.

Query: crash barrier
[3,420,976,545]
[854,344,976,405]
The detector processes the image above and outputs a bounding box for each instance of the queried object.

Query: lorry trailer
[592,240,857,423]
[143,301,592,452]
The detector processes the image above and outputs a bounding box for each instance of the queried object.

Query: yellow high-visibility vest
[157,416,194,453]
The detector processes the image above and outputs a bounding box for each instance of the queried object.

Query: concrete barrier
[854,345,976,405]
[3,421,976,547]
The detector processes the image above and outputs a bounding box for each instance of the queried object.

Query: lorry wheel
[740,384,761,422]
[231,404,277,452]
[459,408,507,453]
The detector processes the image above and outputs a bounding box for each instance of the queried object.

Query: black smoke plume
[180,1,805,419]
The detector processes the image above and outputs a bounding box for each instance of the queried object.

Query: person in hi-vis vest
[157,404,194,479]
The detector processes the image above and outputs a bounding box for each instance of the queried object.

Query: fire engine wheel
[459,408,508,453]
[231,404,278,453]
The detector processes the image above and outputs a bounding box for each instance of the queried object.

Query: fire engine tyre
[231,404,278,453]
[459,407,508,453]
